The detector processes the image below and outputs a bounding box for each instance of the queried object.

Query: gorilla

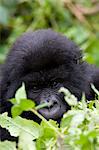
[0,29,99,140]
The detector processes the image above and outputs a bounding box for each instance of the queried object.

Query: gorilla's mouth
[38,101,66,120]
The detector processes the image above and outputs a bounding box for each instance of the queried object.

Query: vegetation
[0,0,99,149]
[0,84,99,150]
[0,0,99,65]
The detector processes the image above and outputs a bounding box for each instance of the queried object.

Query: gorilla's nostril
[48,100,58,109]
[40,97,59,109]
[53,101,58,106]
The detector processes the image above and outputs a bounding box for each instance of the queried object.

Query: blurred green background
[0,0,99,65]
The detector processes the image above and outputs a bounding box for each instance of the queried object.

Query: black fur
[0,29,99,140]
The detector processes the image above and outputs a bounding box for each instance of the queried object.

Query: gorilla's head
[0,29,91,120]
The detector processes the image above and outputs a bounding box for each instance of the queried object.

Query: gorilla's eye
[52,81,59,88]
[53,81,57,86]
[32,85,39,91]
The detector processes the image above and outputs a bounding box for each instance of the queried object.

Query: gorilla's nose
[38,95,63,119]
[40,95,59,109]
[46,97,58,108]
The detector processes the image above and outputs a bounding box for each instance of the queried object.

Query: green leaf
[18,132,36,150]
[0,113,41,140]
[14,116,41,140]
[88,101,95,109]
[0,6,9,25]
[15,83,27,103]
[59,87,78,106]
[11,105,22,118]
[60,115,73,128]
[0,113,20,137]
[40,120,58,140]
[19,99,35,111]
[64,95,78,106]
[11,99,35,117]
[9,98,17,105]
[0,141,17,150]
[91,84,99,98]
[45,138,56,150]
[48,119,59,128]
[70,111,85,128]
[80,93,87,110]
[95,100,99,110]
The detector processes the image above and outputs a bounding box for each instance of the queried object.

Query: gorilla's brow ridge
[22,65,69,84]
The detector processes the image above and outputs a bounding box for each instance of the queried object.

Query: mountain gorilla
[0,29,99,140]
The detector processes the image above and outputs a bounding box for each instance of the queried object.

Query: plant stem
[31,109,64,138]
[35,103,49,110]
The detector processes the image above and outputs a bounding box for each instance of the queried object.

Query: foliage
[0,0,99,65]
[1,84,99,150]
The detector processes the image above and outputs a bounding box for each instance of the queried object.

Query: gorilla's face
[21,61,87,120]
[23,66,68,120]
[1,29,90,120]
[27,83,66,120]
